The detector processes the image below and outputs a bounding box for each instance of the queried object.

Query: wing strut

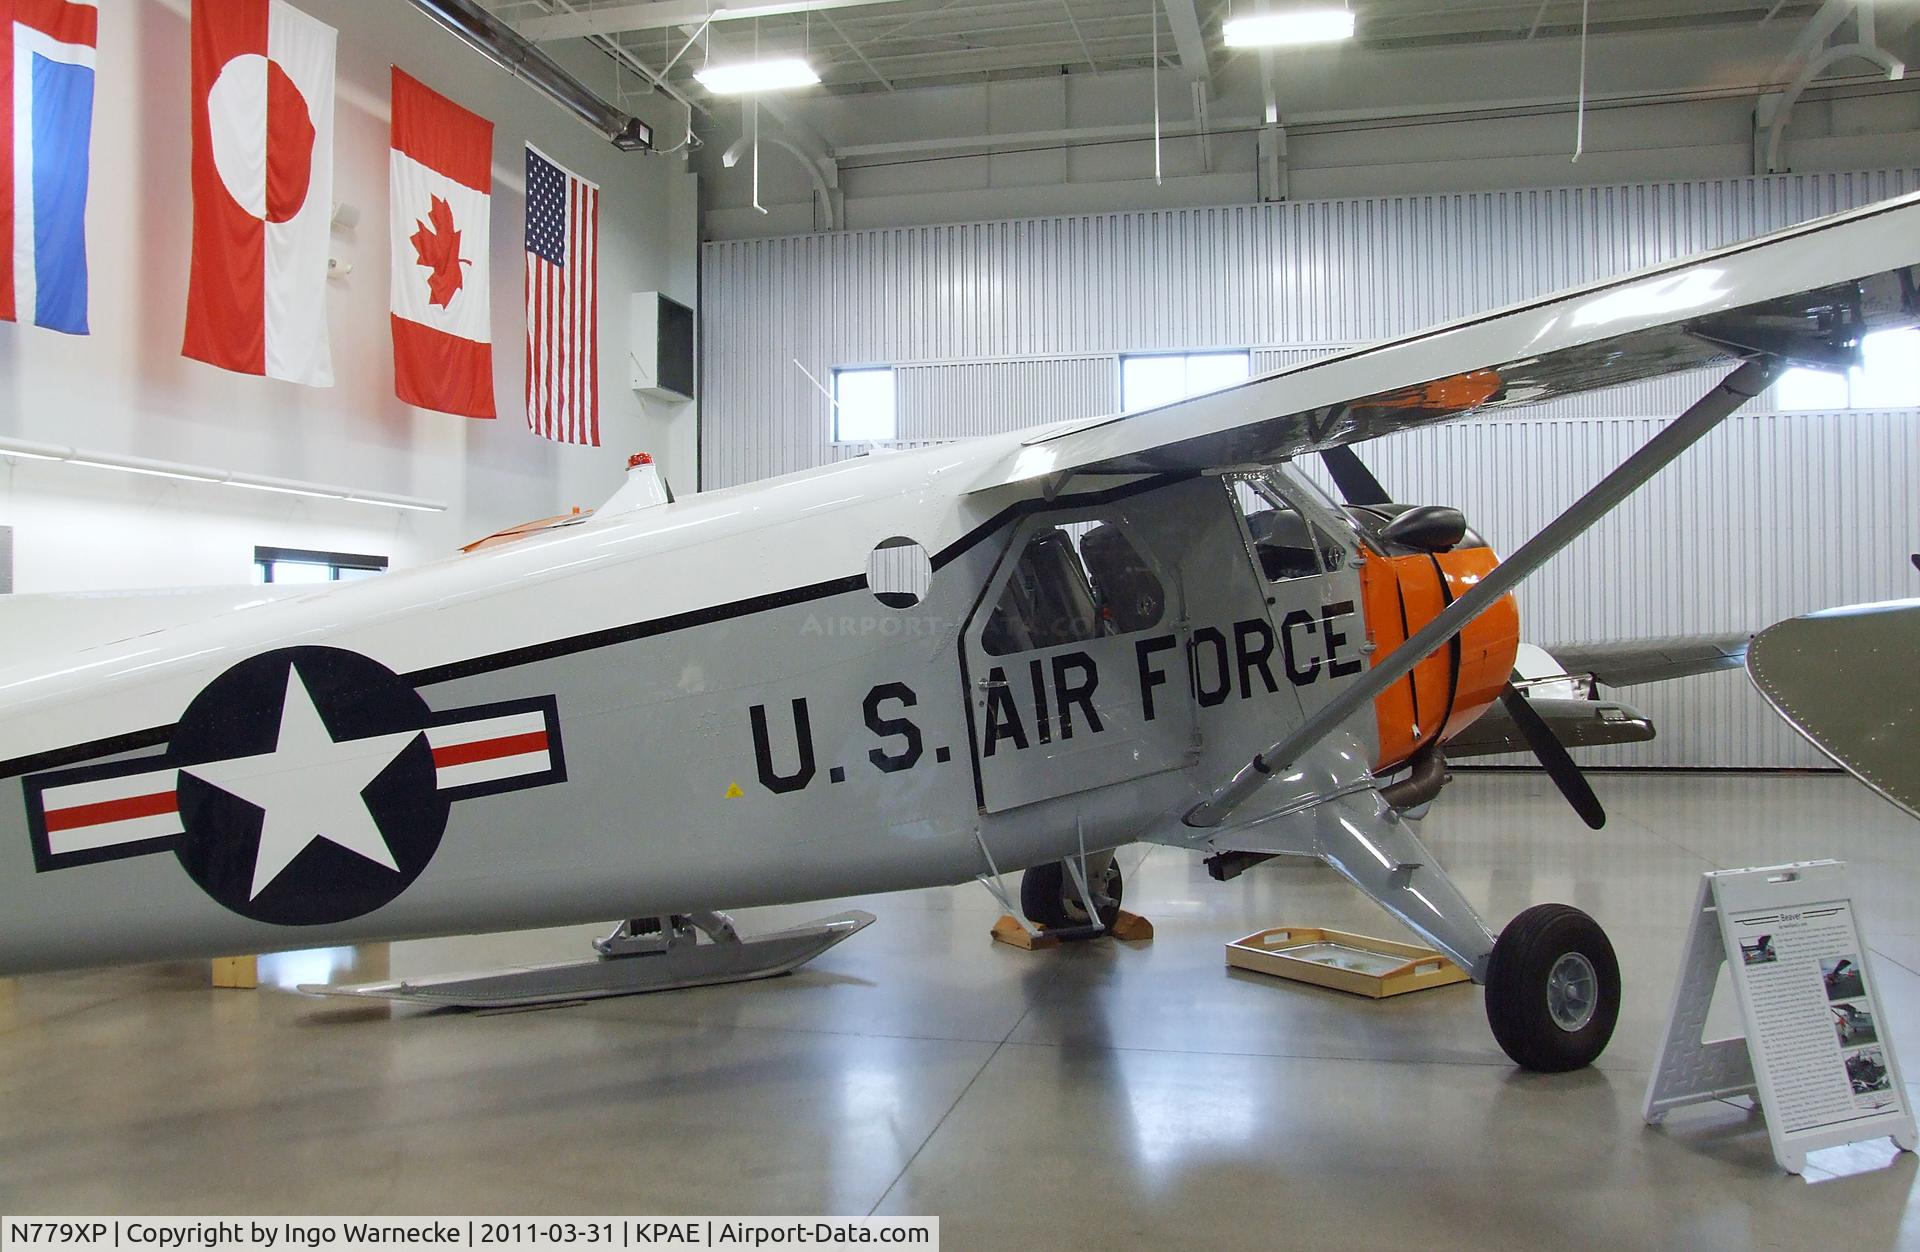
[1184,355,1782,829]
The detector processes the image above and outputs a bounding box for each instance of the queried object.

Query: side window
[982,519,1166,656]
[254,546,389,584]
[1230,475,1345,583]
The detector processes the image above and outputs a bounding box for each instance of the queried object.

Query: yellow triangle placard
[723,781,744,799]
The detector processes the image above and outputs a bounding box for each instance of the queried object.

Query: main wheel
[1484,903,1621,1072]
[1020,856,1123,931]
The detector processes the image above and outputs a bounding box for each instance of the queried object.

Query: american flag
[524,145,599,445]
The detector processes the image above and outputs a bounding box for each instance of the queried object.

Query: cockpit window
[982,520,1167,655]
[1230,473,1348,582]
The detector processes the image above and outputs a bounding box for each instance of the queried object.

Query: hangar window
[1776,328,1920,411]
[982,519,1166,655]
[253,546,389,584]
[833,367,898,442]
[1121,351,1250,411]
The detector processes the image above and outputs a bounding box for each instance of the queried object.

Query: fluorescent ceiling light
[694,57,820,94]
[0,437,446,513]
[70,458,220,484]
[1223,7,1355,47]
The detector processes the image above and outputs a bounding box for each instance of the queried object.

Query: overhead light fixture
[1223,5,1355,47]
[694,58,821,95]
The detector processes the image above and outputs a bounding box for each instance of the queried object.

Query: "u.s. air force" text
[746,606,1360,793]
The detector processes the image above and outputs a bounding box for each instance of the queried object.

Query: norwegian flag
[1,0,98,335]
[523,144,598,445]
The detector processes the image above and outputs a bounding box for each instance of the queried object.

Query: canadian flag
[181,0,334,386]
[389,68,493,418]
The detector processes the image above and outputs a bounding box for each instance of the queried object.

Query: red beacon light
[602,451,670,515]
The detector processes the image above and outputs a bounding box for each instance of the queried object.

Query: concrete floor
[3,772,1918,1248]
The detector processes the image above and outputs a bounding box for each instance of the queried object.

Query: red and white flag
[524,144,598,445]
[390,68,494,418]
[181,0,334,386]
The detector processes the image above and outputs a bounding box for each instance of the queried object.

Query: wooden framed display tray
[1226,926,1470,999]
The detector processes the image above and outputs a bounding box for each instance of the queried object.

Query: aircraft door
[961,507,1195,813]
[1225,470,1367,704]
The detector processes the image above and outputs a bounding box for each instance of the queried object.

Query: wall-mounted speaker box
[630,292,696,402]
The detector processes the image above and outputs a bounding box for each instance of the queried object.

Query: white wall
[0,0,700,593]
[698,167,1920,768]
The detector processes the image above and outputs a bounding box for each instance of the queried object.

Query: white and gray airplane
[4,191,1918,1074]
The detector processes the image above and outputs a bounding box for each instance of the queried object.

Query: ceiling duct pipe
[410,0,658,151]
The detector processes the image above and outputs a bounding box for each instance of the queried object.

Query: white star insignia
[182,668,421,900]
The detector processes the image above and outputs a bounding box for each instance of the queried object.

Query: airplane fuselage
[0,439,1515,973]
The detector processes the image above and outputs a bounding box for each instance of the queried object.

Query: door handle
[975,678,1009,690]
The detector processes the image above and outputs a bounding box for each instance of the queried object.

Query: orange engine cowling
[1357,543,1519,773]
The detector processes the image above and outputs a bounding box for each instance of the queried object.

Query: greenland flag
[389,68,494,418]
[181,0,334,386]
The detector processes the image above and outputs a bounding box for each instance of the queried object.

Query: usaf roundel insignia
[22,647,566,926]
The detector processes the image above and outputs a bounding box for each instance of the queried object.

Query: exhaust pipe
[1381,747,1451,811]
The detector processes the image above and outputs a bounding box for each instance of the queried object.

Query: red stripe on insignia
[43,790,178,833]
[432,730,548,769]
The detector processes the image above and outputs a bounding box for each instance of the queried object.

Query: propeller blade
[1319,446,1392,506]
[1499,682,1607,830]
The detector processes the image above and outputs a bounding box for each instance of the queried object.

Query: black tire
[1484,903,1620,1072]
[1020,857,1123,931]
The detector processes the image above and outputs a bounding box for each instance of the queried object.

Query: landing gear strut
[1484,903,1621,1072]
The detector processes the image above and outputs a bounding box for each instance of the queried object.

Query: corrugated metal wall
[700,169,1920,767]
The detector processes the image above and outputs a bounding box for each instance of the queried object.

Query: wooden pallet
[1226,925,1468,998]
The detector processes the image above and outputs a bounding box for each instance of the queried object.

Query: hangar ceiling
[492,1,1831,96]
[481,0,1920,236]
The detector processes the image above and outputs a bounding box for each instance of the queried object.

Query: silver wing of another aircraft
[1747,599,1920,819]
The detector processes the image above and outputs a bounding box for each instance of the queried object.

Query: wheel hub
[1546,952,1598,1032]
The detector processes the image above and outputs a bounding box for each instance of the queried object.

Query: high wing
[972,191,1920,491]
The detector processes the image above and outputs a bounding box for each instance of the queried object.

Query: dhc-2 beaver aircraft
[4,192,1920,1074]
